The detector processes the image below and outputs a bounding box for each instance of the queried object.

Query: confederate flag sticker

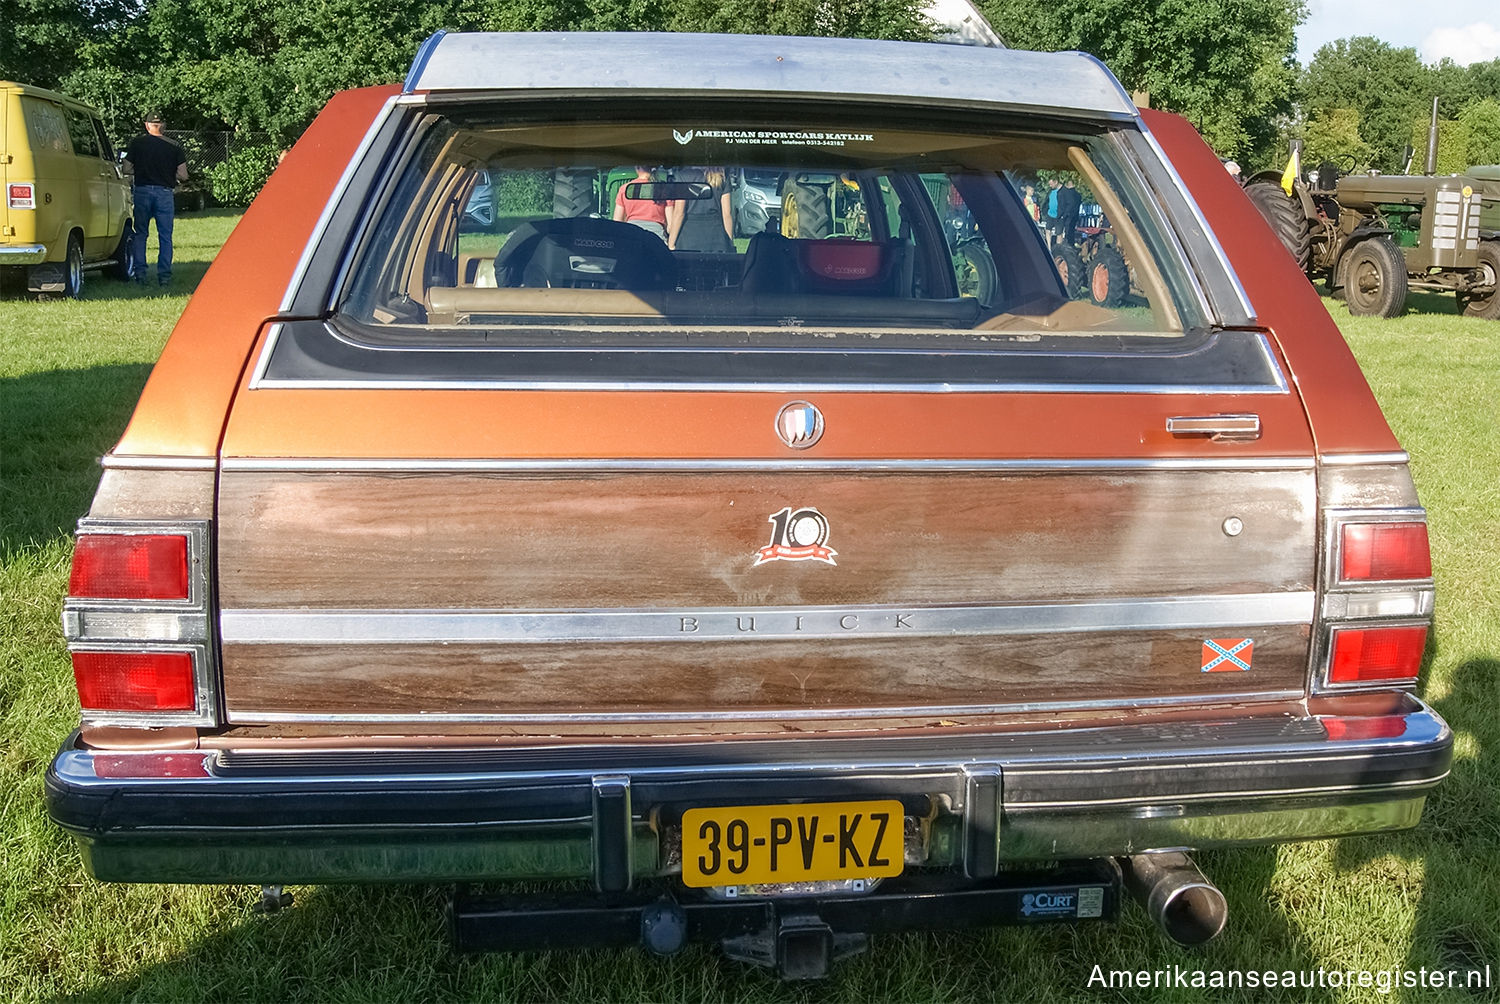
[1201,638,1253,672]
[754,506,837,566]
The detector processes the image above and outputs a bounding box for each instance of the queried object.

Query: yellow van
[2,81,133,296]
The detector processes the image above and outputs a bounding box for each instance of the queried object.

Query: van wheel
[1342,238,1407,318]
[1460,241,1500,320]
[107,221,136,281]
[63,233,85,299]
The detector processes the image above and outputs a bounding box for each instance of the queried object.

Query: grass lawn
[2,219,1497,1001]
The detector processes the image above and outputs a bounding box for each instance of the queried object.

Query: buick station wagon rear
[46,31,1450,979]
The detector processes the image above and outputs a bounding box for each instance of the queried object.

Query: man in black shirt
[124,112,188,286]
[1053,179,1082,248]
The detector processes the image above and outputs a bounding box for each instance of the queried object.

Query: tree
[983,0,1304,169]
[1303,107,1372,171]
[1461,98,1500,167]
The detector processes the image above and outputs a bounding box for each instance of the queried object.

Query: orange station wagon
[47,31,1449,979]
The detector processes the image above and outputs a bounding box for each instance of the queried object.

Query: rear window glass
[22,98,72,156]
[338,110,1211,349]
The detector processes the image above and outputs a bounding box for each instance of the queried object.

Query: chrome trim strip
[218,456,1317,473]
[62,704,1449,781]
[248,376,1291,394]
[226,689,1309,725]
[247,323,283,389]
[1319,452,1412,467]
[1010,775,1443,810]
[100,455,217,471]
[220,593,1314,646]
[275,95,401,315]
[1321,588,1435,622]
[1135,123,1257,322]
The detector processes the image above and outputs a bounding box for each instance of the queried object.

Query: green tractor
[1245,121,1499,319]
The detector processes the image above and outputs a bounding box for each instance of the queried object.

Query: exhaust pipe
[1122,852,1228,947]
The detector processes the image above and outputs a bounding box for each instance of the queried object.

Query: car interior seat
[493,218,676,290]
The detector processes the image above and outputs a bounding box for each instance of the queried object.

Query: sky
[1296,0,1500,66]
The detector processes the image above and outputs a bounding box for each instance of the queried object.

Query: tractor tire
[1342,237,1408,318]
[107,220,136,281]
[1088,245,1130,308]
[955,240,997,305]
[1460,240,1500,320]
[781,180,831,239]
[552,169,597,218]
[1052,243,1085,298]
[1244,179,1312,273]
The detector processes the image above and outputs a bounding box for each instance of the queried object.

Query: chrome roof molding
[400,31,1138,120]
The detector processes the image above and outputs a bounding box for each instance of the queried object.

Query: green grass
[2,232,1497,1001]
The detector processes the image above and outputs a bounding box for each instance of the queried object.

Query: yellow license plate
[680,800,904,887]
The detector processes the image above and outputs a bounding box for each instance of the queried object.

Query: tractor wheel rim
[1092,265,1109,301]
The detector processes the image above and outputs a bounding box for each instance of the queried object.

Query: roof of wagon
[402,32,1138,121]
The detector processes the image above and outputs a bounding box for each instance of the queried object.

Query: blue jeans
[132,185,175,280]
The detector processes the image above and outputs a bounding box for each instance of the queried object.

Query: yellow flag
[1280,149,1300,196]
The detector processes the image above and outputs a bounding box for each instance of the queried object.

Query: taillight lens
[69,534,189,600]
[1328,626,1427,685]
[72,651,196,712]
[1340,522,1431,581]
[7,182,36,209]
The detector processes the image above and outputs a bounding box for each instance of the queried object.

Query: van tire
[107,221,136,281]
[63,233,85,299]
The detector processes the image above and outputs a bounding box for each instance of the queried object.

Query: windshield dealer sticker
[1201,638,1254,672]
[754,507,837,566]
[673,128,876,148]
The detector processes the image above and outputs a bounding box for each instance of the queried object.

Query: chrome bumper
[46,698,1451,885]
[0,244,48,265]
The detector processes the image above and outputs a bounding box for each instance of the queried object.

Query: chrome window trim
[1130,123,1257,324]
[63,519,219,728]
[276,95,402,315]
[219,592,1316,646]
[248,323,283,388]
[225,689,1308,726]
[248,377,1290,395]
[218,456,1317,473]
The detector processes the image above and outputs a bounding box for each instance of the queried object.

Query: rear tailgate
[215,381,1316,725]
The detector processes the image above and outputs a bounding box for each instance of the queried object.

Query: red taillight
[1340,522,1431,581]
[7,182,36,209]
[1328,626,1427,685]
[72,651,196,712]
[69,534,189,600]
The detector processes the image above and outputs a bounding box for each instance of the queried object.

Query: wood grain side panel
[222,626,1309,717]
[216,469,1315,608]
[89,469,216,520]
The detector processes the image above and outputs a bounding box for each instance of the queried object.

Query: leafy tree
[1406,116,1469,175]
[0,0,139,91]
[1300,37,1427,172]
[1461,98,1500,167]
[983,0,1304,168]
[1303,107,1372,171]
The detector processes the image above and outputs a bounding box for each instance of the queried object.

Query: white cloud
[1420,22,1500,65]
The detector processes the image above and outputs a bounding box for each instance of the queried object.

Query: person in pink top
[612,166,669,239]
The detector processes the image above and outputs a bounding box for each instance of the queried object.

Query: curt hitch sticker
[1202,638,1254,672]
[754,507,837,566]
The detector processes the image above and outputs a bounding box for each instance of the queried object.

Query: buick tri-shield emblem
[775,401,824,449]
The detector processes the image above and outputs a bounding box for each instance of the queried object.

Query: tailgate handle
[1166,414,1262,442]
